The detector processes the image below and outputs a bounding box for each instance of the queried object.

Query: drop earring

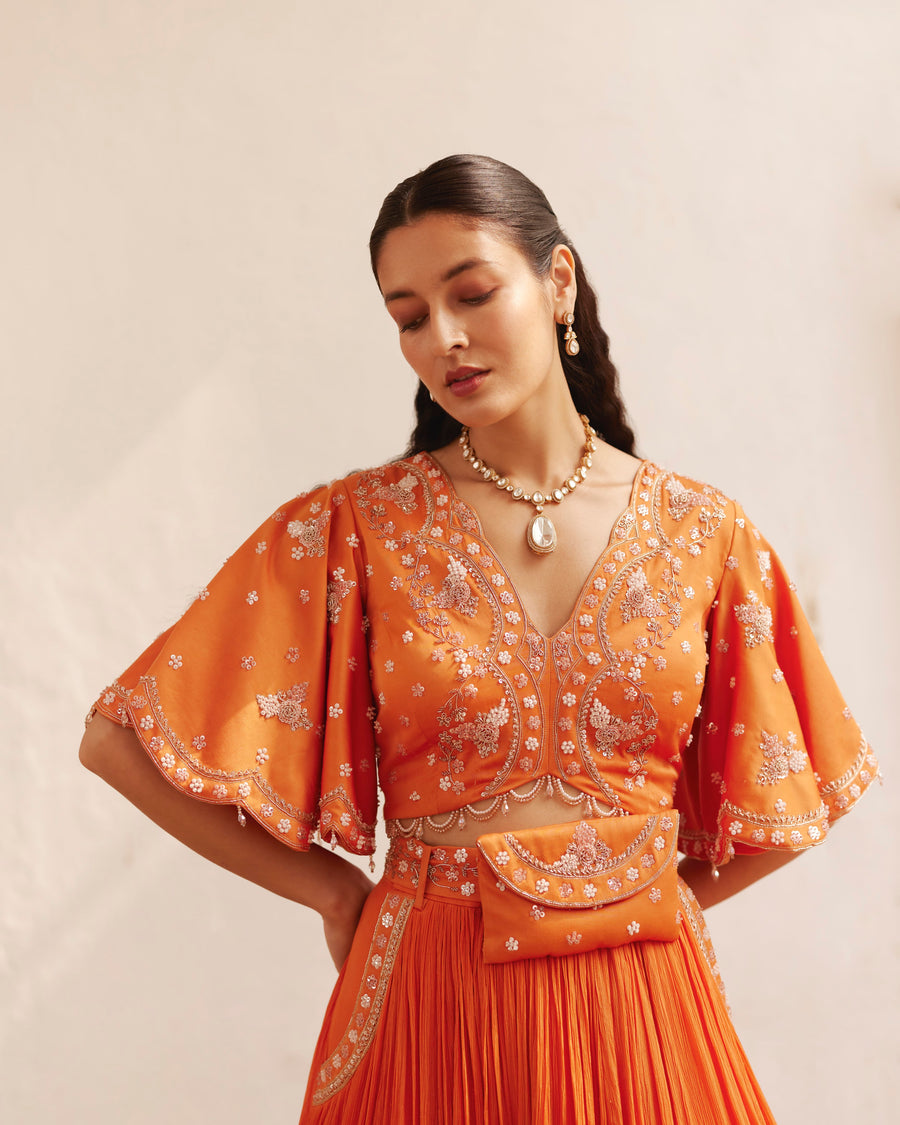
[563,312,580,357]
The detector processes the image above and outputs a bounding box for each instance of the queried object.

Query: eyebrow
[383,258,496,304]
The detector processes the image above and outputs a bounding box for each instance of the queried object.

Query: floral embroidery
[287,511,330,558]
[756,730,807,785]
[734,592,774,647]
[256,683,313,732]
[433,556,479,617]
[325,567,357,624]
[620,568,665,622]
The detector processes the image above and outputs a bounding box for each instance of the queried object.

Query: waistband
[384,837,482,908]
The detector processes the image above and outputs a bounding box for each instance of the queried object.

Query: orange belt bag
[475,812,681,964]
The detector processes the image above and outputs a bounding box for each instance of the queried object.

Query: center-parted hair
[369,154,636,456]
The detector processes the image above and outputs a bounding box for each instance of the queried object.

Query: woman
[80,154,878,1123]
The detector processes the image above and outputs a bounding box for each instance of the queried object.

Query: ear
[548,244,577,312]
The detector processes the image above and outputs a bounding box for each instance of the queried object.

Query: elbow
[79,713,127,780]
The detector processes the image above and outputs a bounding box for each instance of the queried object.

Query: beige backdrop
[2,2,897,1122]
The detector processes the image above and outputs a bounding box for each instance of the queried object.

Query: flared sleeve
[675,501,880,866]
[88,479,379,856]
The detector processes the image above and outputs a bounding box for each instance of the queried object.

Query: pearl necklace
[458,414,597,555]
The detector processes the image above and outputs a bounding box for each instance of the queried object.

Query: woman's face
[375,213,574,429]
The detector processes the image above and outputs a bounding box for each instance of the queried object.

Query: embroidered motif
[588,699,643,760]
[256,683,312,731]
[286,511,330,558]
[433,556,479,617]
[756,730,807,785]
[312,893,412,1103]
[665,477,707,520]
[620,567,665,623]
[370,471,420,513]
[326,567,357,624]
[734,593,774,647]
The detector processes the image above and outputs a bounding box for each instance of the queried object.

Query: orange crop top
[90,455,878,866]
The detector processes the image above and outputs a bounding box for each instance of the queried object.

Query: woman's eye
[462,290,494,306]
[399,316,426,334]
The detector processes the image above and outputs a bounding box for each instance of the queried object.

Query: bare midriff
[390,777,616,848]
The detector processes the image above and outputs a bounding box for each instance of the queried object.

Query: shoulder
[269,456,437,537]
[641,460,740,528]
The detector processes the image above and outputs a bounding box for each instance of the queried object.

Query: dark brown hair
[369,154,636,456]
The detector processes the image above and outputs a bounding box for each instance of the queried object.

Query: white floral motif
[461,882,476,896]
[189,778,203,793]
[241,656,256,670]
[535,878,550,894]
[626,867,639,882]
[328,703,344,717]
[212,784,228,798]
[246,590,259,606]
[649,887,662,904]
[608,877,622,892]
[756,730,806,785]
[433,556,478,617]
[237,782,251,797]
[583,883,597,899]
[566,931,582,946]
[734,592,774,647]
[168,654,183,669]
[505,937,519,952]
[257,683,312,731]
[626,921,641,936]
[495,850,510,867]
[278,819,291,834]
[666,477,706,520]
[160,753,175,769]
[620,568,665,623]
[287,511,329,558]
[256,747,269,764]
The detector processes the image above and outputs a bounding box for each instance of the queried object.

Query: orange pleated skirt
[299,839,775,1124]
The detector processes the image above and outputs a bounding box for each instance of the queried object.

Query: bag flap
[476,813,679,909]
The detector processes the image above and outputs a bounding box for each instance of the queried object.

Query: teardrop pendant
[527,512,557,554]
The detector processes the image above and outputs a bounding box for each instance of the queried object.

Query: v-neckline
[417,452,650,643]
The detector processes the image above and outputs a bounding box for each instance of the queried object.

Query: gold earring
[563,312,580,357]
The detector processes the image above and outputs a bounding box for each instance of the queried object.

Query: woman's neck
[459,393,588,496]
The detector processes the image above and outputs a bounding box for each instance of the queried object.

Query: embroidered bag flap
[476,813,680,963]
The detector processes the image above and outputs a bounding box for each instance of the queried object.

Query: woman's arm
[79,714,374,968]
[678,849,804,910]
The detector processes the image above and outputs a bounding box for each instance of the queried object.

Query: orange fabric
[300,841,775,1124]
[88,455,880,1120]
[476,814,680,962]
[90,455,878,867]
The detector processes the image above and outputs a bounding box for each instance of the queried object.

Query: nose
[430,307,468,355]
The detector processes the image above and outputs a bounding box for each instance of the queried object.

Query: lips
[445,366,487,386]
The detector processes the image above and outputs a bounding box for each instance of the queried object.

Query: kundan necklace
[458,414,598,555]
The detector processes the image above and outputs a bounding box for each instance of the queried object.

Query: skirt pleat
[299,877,775,1125]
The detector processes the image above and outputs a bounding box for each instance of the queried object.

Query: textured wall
[1,2,897,1122]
